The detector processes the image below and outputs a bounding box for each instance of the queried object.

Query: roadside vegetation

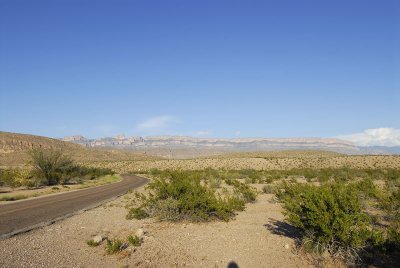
[0,149,115,199]
[86,233,142,255]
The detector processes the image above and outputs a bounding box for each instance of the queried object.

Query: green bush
[127,235,142,247]
[276,182,371,259]
[28,148,114,186]
[0,168,37,188]
[126,207,148,220]
[0,194,28,201]
[30,149,74,185]
[233,182,257,202]
[262,185,276,194]
[86,239,100,247]
[105,238,124,254]
[127,171,248,222]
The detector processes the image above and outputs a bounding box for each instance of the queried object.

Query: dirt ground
[0,184,317,268]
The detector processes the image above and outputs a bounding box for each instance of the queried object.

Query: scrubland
[1,150,399,267]
[86,154,400,174]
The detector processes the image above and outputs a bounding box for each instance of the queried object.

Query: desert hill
[0,132,157,167]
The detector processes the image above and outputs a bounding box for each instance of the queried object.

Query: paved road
[0,174,148,239]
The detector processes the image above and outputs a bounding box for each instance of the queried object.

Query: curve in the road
[0,174,148,239]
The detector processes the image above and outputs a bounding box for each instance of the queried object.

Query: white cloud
[195,130,212,136]
[135,115,177,134]
[235,130,241,136]
[337,128,400,147]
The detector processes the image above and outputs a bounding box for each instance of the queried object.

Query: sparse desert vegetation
[1,145,399,267]
[276,181,400,265]
[0,148,116,201]
[120,167,400,266]
[86,154,400,174]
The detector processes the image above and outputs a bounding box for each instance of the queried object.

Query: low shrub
[0,168,37,188]
[86,239,100,247]
[127,171,249,222]
[233,182,257,202]
[127,235,142,247]
[126,207,148,220]
[262,185,276,194]
[0,194,28,201]
[105,238,124,254]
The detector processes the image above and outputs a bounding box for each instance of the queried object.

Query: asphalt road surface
[0,174,148,239]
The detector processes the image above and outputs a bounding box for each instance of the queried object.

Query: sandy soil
[0,185,315,268]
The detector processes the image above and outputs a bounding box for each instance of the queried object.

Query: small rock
[120,243,129,250]
[92,235,104,244]
[284,244,290,249]
[135,228,145,238]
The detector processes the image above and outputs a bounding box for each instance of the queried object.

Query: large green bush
[127,171,248,222]
[0,168,38,188]
[29,149,114,186]
[276,182,371,258]
[30,148,75,185]
[0,149,114,188]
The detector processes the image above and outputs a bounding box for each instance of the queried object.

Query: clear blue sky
[0,0,399,140]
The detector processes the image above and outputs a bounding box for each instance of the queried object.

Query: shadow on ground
[263,218,301,240]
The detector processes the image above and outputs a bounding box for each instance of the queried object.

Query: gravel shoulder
[0,183,315,268]
[0,174,122,204]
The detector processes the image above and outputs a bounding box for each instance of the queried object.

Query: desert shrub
[276,182,371,261]
[147,197,181,221]
[353,178,380,200]
[233,182,257,202]
[29,149,113,186]
[127,171,247,222]
[240,169,262,183]
[264,176,274,184]
[378,188,400,251]
[86,239,100,247]
[105,238,124,254]
[30,149,74,185]
[0,194,28,201]
[208,176,222,188]
[262,185,276,194]
[302,168,319,180]
[0,168,37,188]
[127,235,142,247]
[126,207,148,220]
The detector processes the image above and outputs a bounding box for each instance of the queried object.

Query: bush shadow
[263,218,301,241]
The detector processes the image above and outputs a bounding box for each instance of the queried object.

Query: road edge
[0,174,148,240]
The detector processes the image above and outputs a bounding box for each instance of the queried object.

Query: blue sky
[0,0,399,145]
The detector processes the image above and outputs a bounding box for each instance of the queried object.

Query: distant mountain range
[0,131,157,167]
[61,135,400,155]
